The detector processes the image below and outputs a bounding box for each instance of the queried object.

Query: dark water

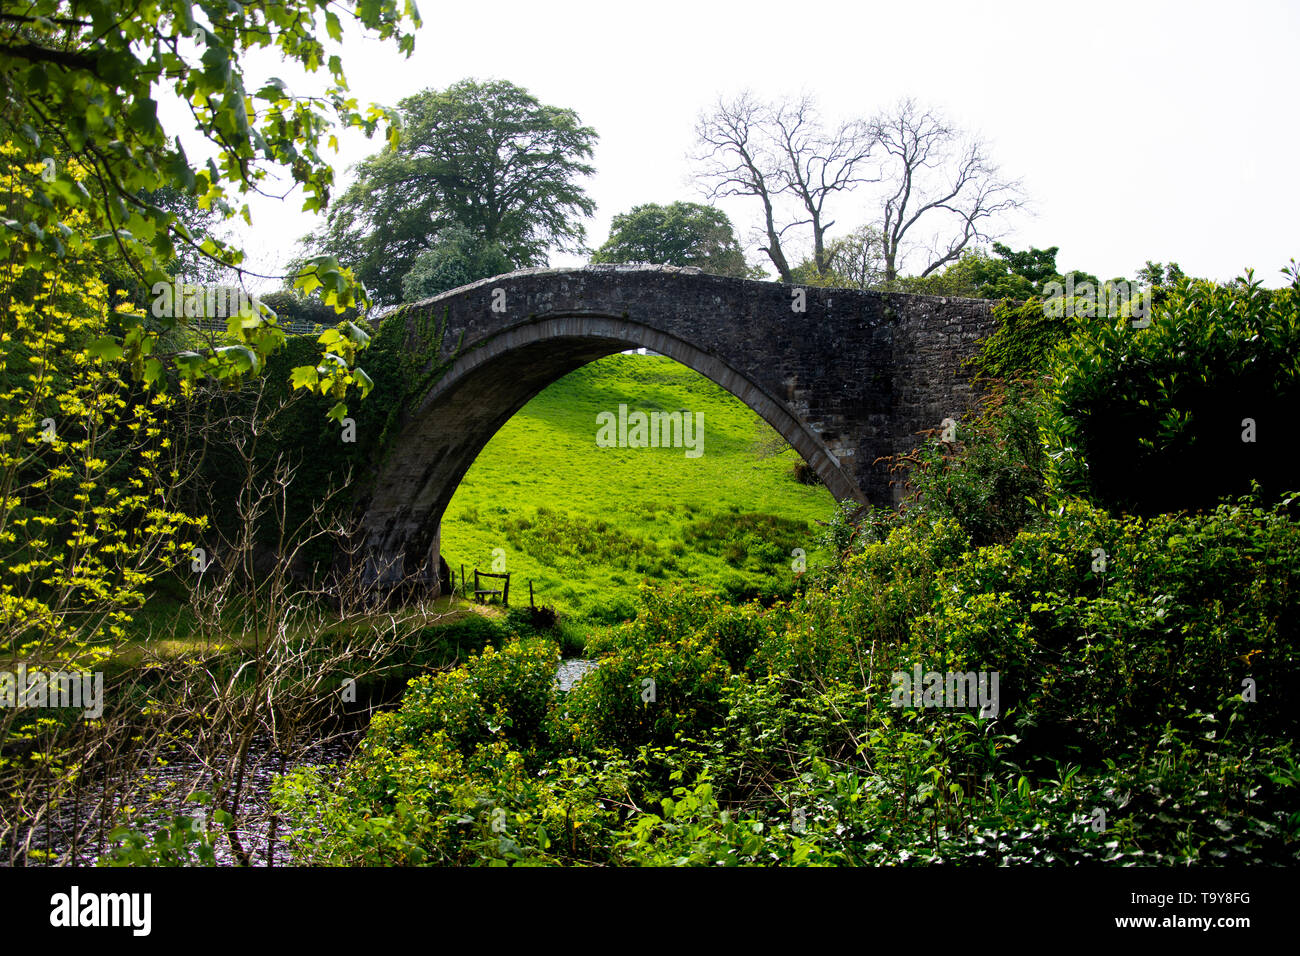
[16,731,359,867]
[21,659,600,866]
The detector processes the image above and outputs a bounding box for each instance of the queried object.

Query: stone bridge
[357,264,998,590]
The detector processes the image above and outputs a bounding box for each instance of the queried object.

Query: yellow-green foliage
[0,147,204,669]
[1,148,207,850]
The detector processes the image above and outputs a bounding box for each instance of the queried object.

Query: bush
[369,636,559,756]
[909,493,1300,761]
[562,589,732,751]
[503,604,557,634]
[790,459,821,486]
[278,489,1300,866]
[890,386,1049,547]
[1046,265,1300,514]
[699,601,773,671]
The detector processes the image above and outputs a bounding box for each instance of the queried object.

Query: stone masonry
[357,264,998,590]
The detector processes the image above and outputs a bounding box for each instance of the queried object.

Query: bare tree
[872,98,1024,283]
[693,92,875,283]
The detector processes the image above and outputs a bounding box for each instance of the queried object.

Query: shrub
[369,636,560,757]
[699,601,774,671]
[909,493,1300,761]
[562,605,731,751]
[890,386,1049,546]
[1046,265,1300,514]
[971,296,1075,381]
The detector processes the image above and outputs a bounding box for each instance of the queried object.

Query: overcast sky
[210,0,1300,291]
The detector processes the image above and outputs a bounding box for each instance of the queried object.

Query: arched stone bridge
[358,264,998,590]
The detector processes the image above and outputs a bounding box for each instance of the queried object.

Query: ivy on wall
[182,303,463,581]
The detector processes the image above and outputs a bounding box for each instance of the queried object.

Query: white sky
[206,0,1300,291]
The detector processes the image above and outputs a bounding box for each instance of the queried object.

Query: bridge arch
[355,265,997,589]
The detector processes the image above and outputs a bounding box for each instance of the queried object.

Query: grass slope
[440,353,839,620]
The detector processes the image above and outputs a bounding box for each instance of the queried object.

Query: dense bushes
[911,495,1299,756]
[970,296,1073,381]
[888,388,1049,547]
[1046,266,1300,514]
[271,489,1299,865]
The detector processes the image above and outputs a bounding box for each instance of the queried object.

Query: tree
[0,152,203,860]
[884,248,993,297]
[400,224,514,302]
[1138,261,1186,288]
[823,224,887,290]
[693,92,874,283]
[872,98,1025,283]
[1137,260,1187,308]
[892,243,1096,299]
[591,202,751,277]
[789,224,886,289]
[0,1,418,415]
[304,79,599,306]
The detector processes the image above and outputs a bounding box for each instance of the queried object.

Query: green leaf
[345,321,371,349]
[216,344,261,375]
[290,365,320,390]
[88,336,124,361]
[142,358,164,387]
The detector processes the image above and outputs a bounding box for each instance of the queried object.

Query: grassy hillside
[440,353,839,620]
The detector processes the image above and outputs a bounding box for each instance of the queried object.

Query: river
[13,658,599,866]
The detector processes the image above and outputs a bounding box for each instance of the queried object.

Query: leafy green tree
[592,202,751,278]
[1138,261,1186,288]
[888,249,993,297]
[892,243,1100,300]
[0,0,419,413]
[978,244,1060,297]
[400,224,514,301]
[305,78,598,305]
[789,224,885,289]
[1137,260,1186,308]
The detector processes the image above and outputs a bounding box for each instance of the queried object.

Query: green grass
[441,353,839,621]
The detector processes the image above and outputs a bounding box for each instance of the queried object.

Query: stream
[14,658,600,866]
